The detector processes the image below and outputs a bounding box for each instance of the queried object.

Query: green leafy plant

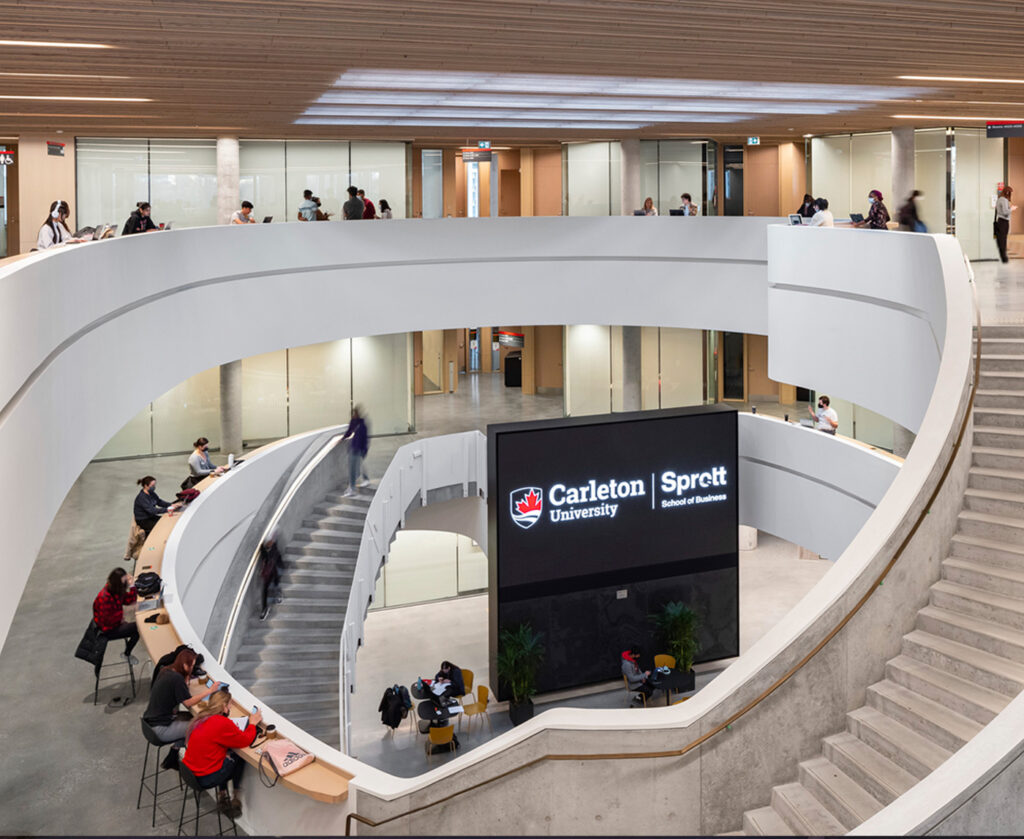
[496,622,545,704]
[650,601,701,672]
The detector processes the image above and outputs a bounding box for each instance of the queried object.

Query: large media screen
[488,405,739,694]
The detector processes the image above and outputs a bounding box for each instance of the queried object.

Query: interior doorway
[718,332,747,401]
[422,330,444,393]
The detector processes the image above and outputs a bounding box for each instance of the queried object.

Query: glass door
[719,332,746,401]
[723,145,744,216]
[421,330,444,394]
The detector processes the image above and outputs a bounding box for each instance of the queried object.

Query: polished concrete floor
[3,255,1017,834]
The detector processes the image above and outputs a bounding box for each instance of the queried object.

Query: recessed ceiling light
[898,75,1024,84]
[892,114,1022,120]
[0,94,151,102]
[296,117,650,129]
[803,133,814,138]
[0,39,113,49]
[0,71,131,80]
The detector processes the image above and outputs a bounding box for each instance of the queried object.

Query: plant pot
[508,699,534,726]
[678,669,695,694]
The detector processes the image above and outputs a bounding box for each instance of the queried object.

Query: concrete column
[891,127,915,212]
[620,326,642,411]
[620,138,641,216]
[219,360,243,456]
[216,136,240,226]
[893,424,916,459]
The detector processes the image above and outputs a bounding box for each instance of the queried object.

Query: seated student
[187,437,226,486]
[433,660,465,700]
[621,645,654,706]
[93,567,140,664]
[133,476,179,537]
[182,689,260,818]
[122,201,159,236]
[809,197,834,228]
[230,200,257,224]
[143,648,224,747]
[678,193,700,216]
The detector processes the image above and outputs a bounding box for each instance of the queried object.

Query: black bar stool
[177,763,238,837]
[93,637,137,706]
[136,719,183,827]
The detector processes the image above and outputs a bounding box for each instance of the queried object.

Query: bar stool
[177,764,238,837]
[93,638,137,706]
[136,719,183,828]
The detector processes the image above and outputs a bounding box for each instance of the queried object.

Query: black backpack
[135,572,162,597]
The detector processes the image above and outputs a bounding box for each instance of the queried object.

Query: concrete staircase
[230,485,373,748]
[734,325,1024,835]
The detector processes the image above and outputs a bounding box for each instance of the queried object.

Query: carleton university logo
[510,487,543,529]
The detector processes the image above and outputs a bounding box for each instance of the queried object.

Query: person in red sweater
[92,567,139,664]
[183,689,261,817]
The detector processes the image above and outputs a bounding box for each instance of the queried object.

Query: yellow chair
[425,724,456,763]
[461,685,491,733]
[459,668,475,701]
[623,675,646,707]
[654,654,676,669]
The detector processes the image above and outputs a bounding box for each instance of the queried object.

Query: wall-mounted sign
[477,140,491,148]
[747,136,760,145]
[496,330,525,347]
[461,148,492,163]
[0,149,13,166]
[47,141,65,157]
[987,121,1024,138]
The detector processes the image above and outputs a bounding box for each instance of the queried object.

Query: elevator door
[719,332,746,401]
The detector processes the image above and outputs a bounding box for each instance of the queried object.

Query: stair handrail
[343,269,981,835]
[217,426,347,664]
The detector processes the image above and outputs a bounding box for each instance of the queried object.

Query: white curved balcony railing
[0,218,985,834]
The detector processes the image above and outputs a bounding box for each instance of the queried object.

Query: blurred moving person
[342,405,370,495]
[258,530,284,621]
[897,190,926,232]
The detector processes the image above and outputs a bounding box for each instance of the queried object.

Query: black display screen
[488,405,740,695]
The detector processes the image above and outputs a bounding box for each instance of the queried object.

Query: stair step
[846,706,952,779]
[975,389,1024,409]
[306,514,365,533]
[287,555,362,572]
[323,491,373,506]
[741,806,795,836]
[982,325,1024,338]
[979,355,1024,372]
[957,508,1024,546]
[259,613,344,631]
[968,465,1024,494]
[286,542,359,558]
[235,644,339,664]
[886,654,1008,725]
[918,601,1024,666]
[972,446,1024,471]
[276,582,352,598]
[865,679,981,752]
[974,425,1024,450]
[246,661,339,680]
[974,406,1024,428]
[902,625,1024,696]
[280,567,356,585]
[798,756,883,828]
[963,486,1024,516]
[249,673,338,690]
[950,532,1024,571]
[295,527,363,545]
[821,732,917,805]
[980,337,1024,353]
[930,579,1024,634]
[770,782,846,836]
[942,556,1024,599]
[257,694,338,713]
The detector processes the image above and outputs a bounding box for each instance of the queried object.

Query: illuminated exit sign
[0,150,12,166]
[747,137,760,145]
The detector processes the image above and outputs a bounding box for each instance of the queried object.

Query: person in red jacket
[183,689,261,817]
[92,567,139,664]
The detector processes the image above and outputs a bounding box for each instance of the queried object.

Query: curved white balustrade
[0,218,981,833]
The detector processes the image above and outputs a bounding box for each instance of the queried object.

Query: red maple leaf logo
[516,490,542,514]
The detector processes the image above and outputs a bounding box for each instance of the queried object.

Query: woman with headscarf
[855,189,890,230]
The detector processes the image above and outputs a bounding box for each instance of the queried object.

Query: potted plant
[650,601,700,693]
[496,622,545,726]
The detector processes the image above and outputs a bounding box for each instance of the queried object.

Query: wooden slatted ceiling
[1,1,1023,141]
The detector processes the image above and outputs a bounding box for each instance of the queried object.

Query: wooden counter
[134,472,351,805]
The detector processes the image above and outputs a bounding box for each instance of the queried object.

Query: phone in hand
[252,705,259,714]
[206,679,214,689]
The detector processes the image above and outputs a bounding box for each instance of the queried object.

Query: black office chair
[92,634,137,706]
[137,719,183,828]
[177,763,238,837]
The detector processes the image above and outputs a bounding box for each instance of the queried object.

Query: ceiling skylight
[297,69,930,129]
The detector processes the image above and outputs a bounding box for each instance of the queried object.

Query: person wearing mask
[378,199,393,220]
[897,190,925,232]
[134,476,180,537]
[258,531,284,621]
[796,194,816,219]
[621,645,654,706]
[678,193,699,216]
[187,437,226,486]
[640,196,658,216]
[143,648,224,747]
[122,202,159,236]
[343,186,365,220]
[996,185,1017,263]
[854,190,890,230]
[182,689,260,818]
[341,405,370,495]
[230,201,256,224]
[358,189,377,219]
[810,197,834,228]
[93,567,140,664]
[809,394,839,435]
[297,189,319,222]
[433,660,466,701]
[36,199,82,249]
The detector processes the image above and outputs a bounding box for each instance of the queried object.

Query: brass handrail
[346,281,981,836]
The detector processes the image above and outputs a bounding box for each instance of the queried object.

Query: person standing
[678,193,699,216]
[93,567,140,664]
[796,194,816,219]
[809,395,839,435]
[297,189,319,222]
[996,185,1016,263]
[258,531,284,621]
[230,201,256,224]
[378,199,393,219]
[854,190,890,230]
[809,197,834,227]
[343,186,365,220]
[341,406,370,495]
[358,189,377,219]
[897,190,925,232]
[122,202,159,235]
[36,199,81,249]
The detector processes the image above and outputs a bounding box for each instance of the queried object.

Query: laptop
[262,216,273,223]
[849,213,864,223]
[162,221,174,230]
[632,209,647,216]
[788,214,804,226]
[669,208,686,216]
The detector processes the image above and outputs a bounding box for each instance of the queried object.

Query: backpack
[74,620,108,670]
[135,572,162,597]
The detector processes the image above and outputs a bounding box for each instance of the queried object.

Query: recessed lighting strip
[0,39,114,49]
[892,114,1024,121]
[898,75,1024,84]
[0,71,131,80]
[0,95,151,102]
